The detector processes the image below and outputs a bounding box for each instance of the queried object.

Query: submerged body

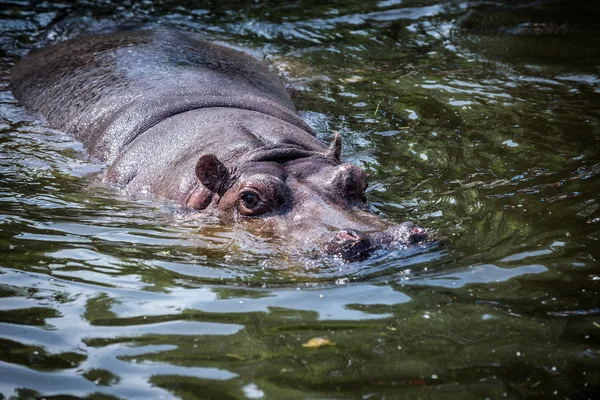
[10,28,424,259]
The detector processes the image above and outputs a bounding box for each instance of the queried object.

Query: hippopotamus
[10,28,425,260]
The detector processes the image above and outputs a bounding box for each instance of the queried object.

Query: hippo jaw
[188,135,427,261]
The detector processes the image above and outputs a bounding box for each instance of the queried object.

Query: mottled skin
[10,28,424,260]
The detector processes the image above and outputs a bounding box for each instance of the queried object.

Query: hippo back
[10,28,313,163]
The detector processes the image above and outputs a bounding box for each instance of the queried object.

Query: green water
[0,0,599,398]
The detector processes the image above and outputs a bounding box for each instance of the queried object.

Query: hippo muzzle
[323,222,427,261]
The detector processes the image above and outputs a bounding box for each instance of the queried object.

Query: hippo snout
[322,222,427,261]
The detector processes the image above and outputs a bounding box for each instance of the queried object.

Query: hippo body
[11,28,424,259]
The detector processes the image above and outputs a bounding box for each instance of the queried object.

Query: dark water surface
[1,0,599,398]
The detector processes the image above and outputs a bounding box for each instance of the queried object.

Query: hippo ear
[326,131,342,162]
[195,154,230,195]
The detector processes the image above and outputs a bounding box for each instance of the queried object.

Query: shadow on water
[1,0,599,399]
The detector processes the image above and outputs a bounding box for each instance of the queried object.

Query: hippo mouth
[322,222,427,261]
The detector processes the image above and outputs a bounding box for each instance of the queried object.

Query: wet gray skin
[10,28,425,260]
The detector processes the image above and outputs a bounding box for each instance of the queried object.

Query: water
[1,0,599,398]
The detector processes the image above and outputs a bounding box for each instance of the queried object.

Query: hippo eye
[241,192,259,208]
[237,190,268,216]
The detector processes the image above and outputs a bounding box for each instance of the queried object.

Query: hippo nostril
[398,221,427,244]
[412,226,425,235]
[335,229,364,242]
[324,228,373,261]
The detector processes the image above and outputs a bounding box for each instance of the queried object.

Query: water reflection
[405,263,547,288]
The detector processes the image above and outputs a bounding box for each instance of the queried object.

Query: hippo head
[187,133,426,261]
